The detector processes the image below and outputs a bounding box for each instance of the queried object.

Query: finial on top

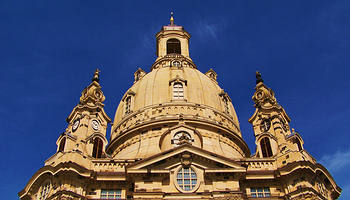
[92,68,100,83]
[170,12,174,25]
[256,71,263,84]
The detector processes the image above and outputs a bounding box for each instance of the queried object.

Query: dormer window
[125,96,131,114]
[223,97,229,114]
[167,39,181,54]
[122,90,136,116]
[219,91,231,114]
[173,83,184,100]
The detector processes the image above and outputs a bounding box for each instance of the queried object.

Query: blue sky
[1,1,349,199]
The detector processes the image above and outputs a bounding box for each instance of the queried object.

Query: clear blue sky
[1,1,349,199]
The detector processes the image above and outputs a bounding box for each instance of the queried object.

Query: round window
[176,167,197,191]
[172,131,193,147]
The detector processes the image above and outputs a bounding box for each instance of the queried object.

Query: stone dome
[106,22,250,160]
[106,54,250,159]
[113,56,239,129]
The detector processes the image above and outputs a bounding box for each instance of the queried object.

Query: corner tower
[52,69,111,161]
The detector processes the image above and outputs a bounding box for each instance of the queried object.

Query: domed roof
[111,54,241,139]
[117,62,238,124]
[107,19,250,159]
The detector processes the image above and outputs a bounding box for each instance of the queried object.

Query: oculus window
[176,167,197,192]
[172,131,193,146]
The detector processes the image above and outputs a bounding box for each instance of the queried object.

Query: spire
[256,71,263,84]
[252,72,277,108]
[92,68,100,83]
[170,12,174,25]
[79,69,105,106]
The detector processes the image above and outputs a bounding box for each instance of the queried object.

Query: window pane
[176,167,197,191]
[251,187,270,198]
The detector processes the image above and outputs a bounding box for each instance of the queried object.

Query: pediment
[126,144,246,174]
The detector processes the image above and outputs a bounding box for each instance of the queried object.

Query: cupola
[155,12,191,59]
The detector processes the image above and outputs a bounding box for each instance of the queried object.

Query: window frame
[174,166,199,193]
[218,91,232,115]
[125,96,131,114]
[92,137,103,158]
[173,82,184,100]
[121,90,135,116]
[223,96,229,114]
[169,78,187,102]
[260,137,273,157]
[100,189,122,199]
[250,187,271,198]
[58,137,66,152]
[166,38,181,54]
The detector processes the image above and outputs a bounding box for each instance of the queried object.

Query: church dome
[113,55,239,129]
[106,20,250,160]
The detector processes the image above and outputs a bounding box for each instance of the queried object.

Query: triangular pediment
[126,144,246,173]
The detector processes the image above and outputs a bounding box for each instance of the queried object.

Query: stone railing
[242,159,276,170]
[91,160,130,172]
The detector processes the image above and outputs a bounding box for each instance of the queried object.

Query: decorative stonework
[19,17,341,200]
[205,68,217,82]
[134,68,146,83]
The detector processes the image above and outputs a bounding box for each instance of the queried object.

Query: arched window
[173,83,184,99]
[58,137,66,152]
[167,39,181,54]
[296,139,303,151]
[260,137,273,157]
[125,96,131,114]
[92,137,103,158]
